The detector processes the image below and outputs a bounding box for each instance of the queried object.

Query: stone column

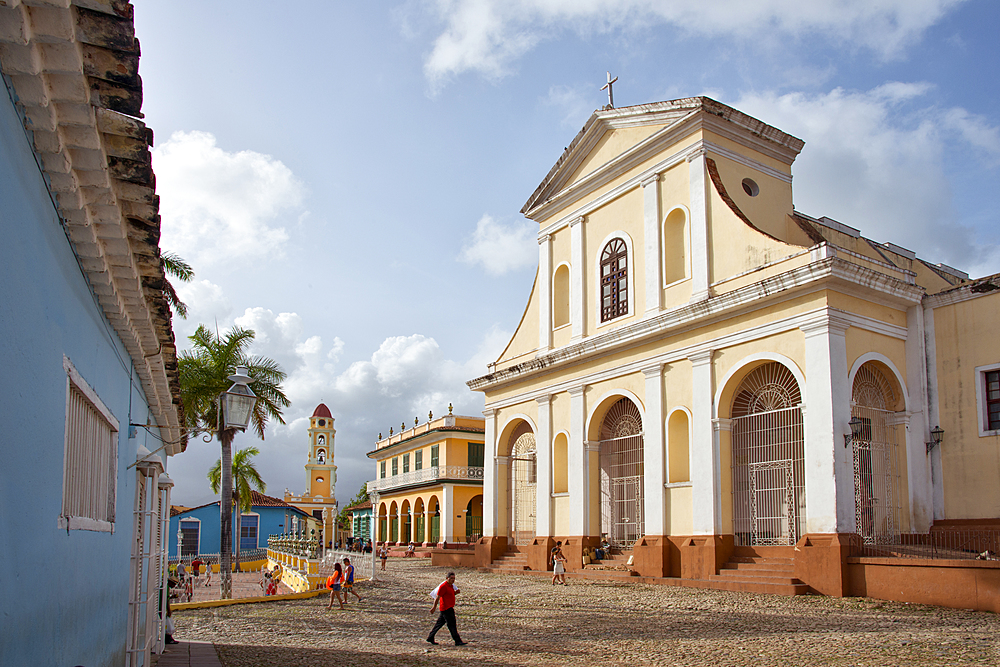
[642,363,666,535]
[905,304,932,531]
[642,174,662,316]
[570,216,586,341]
[483,409,498,536]
[687,148,710,303]
[801,314,855,534]
[568,385,587,535]
[538,233,552,353]
[922,303,944,520]
[690,350,719,534]
[442,483,454,544]
[535,394,553,536]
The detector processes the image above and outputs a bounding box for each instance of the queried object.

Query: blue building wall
[0,87,161,666]
[168,504,310,560]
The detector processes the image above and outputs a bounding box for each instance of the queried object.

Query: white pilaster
[687,149,710,303]
[642,174,662,316]
[442,483,454,543]
[483,409,498,537]
[905,304,932,532]
[568,385,587,535]
[538,234,552,353]
[690,350,718,534]
[923,304,944,520]
[642,364,666,535]
[801,315,854,534]
[570,216,586,341]
[535,395,553,536]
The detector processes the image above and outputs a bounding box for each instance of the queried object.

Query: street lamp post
[219,366,257,600]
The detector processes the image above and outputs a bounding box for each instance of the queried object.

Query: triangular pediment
[521,97,804,221]
[522,99,703,216]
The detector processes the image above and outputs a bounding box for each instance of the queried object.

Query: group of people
[259,564,283,596]
[170,558,214,602]
[325,557,363,610]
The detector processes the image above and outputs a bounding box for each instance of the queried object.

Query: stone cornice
[0,0,183,452]
[468,256,923,394]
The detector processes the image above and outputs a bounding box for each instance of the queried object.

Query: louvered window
[600,238,628,322]
[60,356,118,531]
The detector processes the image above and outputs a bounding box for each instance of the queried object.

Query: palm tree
[179,324,289,598]
[209,446,266,571]
[161,251,194,318]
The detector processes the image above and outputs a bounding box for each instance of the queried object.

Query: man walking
[342,557,362,603]
[427,572,467,646]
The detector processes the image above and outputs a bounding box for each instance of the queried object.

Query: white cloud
[423,0,966,86]
[152,131,305,270]
[732,84,1000,272]
[166,303,499,507]
[459,214,537,275]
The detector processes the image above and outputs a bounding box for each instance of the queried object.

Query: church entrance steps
[487,548,530,572]
[708,552,808,596]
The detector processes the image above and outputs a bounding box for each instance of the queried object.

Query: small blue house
[169,491,315,561]
[0,3,185,665]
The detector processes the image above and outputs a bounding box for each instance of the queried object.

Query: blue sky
[134,0,1000,508]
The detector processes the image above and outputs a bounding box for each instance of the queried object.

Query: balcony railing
[367,465,483,493]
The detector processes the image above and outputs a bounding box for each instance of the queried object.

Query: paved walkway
[152,640,222,667]
[170,559,1000,667]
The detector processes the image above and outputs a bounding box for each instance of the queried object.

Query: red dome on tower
[312,403,333,419]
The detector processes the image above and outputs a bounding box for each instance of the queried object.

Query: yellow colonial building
[284,403,339,546]
[367,407,485,546]
[468,97,1000,608]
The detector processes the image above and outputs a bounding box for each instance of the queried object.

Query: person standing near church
[427,572,467,646]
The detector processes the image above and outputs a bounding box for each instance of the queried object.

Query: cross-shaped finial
[601,71,618,109]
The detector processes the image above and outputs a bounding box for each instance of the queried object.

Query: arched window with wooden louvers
[600,238,628,322]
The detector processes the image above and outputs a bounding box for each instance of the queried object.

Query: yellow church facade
[468,97,1000,606]
[367,409,485,546]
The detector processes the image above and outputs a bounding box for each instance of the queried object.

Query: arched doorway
[466,495,483,542]
[508,422,537,546]
[400,500,412,544]
[598,398,644,547]
[413,498,426,544]
[731,362,805,546]
[851,363,902,545]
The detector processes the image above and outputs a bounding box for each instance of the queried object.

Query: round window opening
[316,477,324,483]
[742,178,760,197]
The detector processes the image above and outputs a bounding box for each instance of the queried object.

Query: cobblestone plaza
[171,560,999,666]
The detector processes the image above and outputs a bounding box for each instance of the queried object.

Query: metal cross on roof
[601,71,618,109]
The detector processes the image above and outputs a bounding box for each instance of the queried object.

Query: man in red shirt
[427,572,467,646]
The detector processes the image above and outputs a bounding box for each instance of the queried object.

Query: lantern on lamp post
[218,366,258,599]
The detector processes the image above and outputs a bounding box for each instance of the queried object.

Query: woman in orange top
[326,563,344,610]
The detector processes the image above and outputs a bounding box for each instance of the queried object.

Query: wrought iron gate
[598,399,644,548]
[509,426,536,546]
[731,363,805,547]
[851,364,901,545]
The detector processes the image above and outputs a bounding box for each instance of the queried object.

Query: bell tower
[306,403,337,501]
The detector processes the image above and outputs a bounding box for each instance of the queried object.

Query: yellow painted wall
[584,187,646,334]
[553,495,571,535]
[932,293,1000,519]
[666,485,693,535]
